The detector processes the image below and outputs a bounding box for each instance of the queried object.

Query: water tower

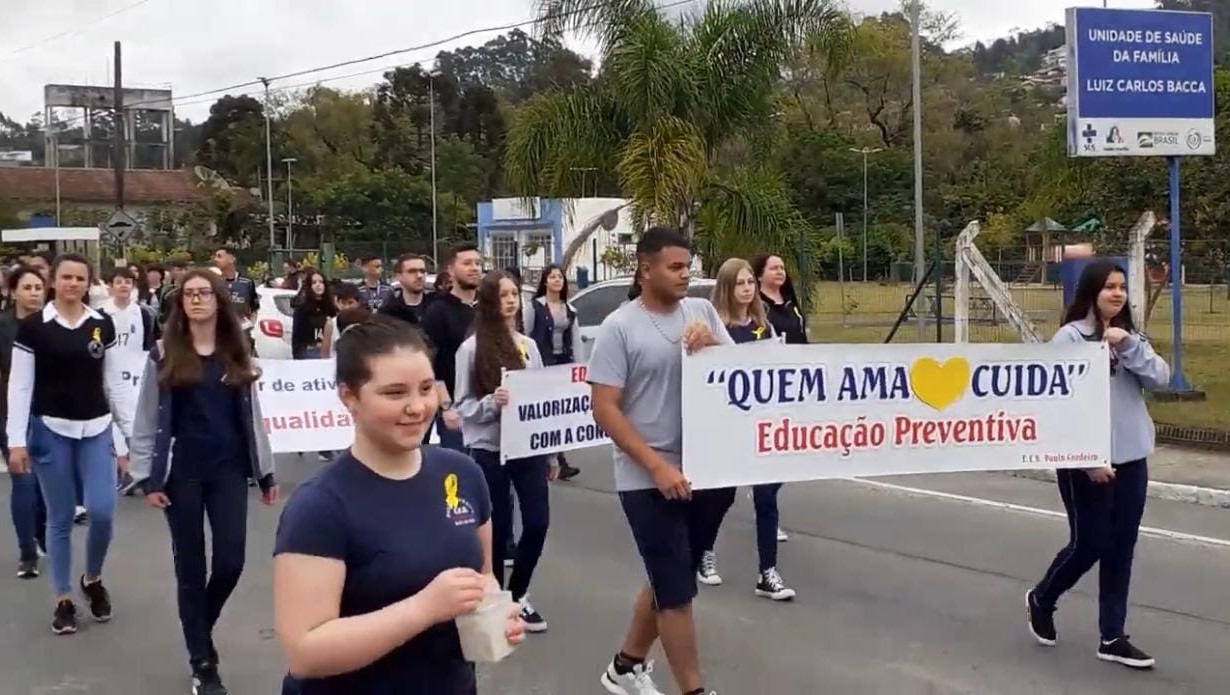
[43,83,174,169]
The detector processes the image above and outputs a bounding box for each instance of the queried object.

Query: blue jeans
[28,418,117,596]
[752,483,783,572]
[1033,459,1148,640]
[5,434,47,562]
[470,449,549,601]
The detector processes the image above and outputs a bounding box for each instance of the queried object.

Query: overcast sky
[0,0,1157,125]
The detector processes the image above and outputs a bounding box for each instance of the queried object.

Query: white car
[253,285,296,359]
[571,276,717,362]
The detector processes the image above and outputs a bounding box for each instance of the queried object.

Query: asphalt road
[2,448,1228,695]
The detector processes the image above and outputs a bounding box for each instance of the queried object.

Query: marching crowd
[0,229,1168,695]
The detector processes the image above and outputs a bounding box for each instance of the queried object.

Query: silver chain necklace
[637,298,686,344]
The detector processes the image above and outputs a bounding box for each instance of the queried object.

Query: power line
[4,0,155,59]
[46,0,695,127]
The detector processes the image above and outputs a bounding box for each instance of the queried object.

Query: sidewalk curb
[1007,470,1230,509]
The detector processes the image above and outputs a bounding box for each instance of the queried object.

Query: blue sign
[1066,8,1216,157]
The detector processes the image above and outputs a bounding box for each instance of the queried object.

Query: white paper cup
[455,591,518,663]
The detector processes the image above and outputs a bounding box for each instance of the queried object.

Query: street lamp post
[429,74,439,262]
[909,0,926,340]
[849,146,883,282]
[283,157,297,250]
[259,77,276,255]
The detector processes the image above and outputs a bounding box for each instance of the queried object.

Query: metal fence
[798,258,1229,440]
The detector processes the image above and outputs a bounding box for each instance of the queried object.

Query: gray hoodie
[454,331,543,453]
[1052,318,1170,465]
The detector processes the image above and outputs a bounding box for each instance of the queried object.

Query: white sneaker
[776,526,789,542]
[600,658,666,695]
[696,550,722,586]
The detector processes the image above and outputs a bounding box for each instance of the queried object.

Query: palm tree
[504,0,852,272]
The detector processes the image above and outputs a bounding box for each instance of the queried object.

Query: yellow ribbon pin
[517,340,530,364]
[92,327,101,343]
[444,473,460,511]
[752,325,766,340]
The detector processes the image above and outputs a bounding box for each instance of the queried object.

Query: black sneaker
[117,471,139,496]
[52,599,78,635]
[74,506,88,525]
[191,661,229,695]
[80,576,113,622]
[1026,590,1057,646]
[519,600,548,633]
[558,461,581,481]
[1097,636,1155,669]
[755,567,797,601]
[17,559,39,579]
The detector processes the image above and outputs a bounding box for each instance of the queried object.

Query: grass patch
[804,281,1229,431]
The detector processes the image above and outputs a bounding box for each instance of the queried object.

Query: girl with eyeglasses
[1026,260,1169,670]
[128,269,278,695]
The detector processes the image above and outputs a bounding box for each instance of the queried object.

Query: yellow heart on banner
[909,357,971,411]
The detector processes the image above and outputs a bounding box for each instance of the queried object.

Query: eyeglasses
[183,289,215,302]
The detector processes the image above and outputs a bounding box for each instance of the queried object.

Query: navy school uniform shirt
[169,354,249,480]
[726,317,775,345]
[761,291,807,344]
[273,447,493,695]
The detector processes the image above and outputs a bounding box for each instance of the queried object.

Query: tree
[195,95,270,186]
[434,29,592,103]
[505,0,854,270]
[1156,1,1230,66]
[282,87,376,180]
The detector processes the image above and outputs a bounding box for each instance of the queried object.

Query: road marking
[848,477,1230,549]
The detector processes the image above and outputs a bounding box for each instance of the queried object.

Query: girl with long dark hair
[292,270,336,359]
[273,315,524,693]
[5,253,134,635]
[526,264,583,481]
[695,258,797,601]
[2,266,47,579]
[129,268,277,694]
[455,270,554,633]
[1026,260,1169,670]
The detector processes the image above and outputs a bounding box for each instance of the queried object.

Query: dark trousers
[752,483,783,572]
[1033,459,1148,641]
[471,449,549,601]
[164,473,250,665]
[424,414,466,452]
[5,434,47,562]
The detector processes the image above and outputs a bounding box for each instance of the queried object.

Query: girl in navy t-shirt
[697,258,797,602]
[273,315,524,694]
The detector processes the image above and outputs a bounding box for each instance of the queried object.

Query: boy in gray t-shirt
[586,226,734,695]
[587,296,732,491]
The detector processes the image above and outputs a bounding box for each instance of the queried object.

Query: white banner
[500,364,610,460]
[110,353,437,453]
[682,342,1112,489]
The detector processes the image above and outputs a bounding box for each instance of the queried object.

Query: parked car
[253,285,296,359]
[571,276,717,362]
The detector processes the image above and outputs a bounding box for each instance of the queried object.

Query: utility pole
[910,1,926,340]
[429,75,439,261]
[283,157,297,250]
[259,77,276,255]
[113,41,125,210]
